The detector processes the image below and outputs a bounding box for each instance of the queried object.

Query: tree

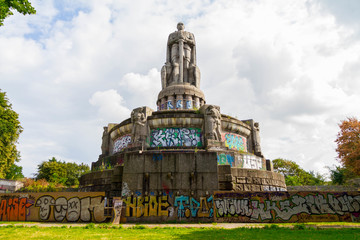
[272,158,326,186]
[5,163,24,180]
[0,89,23,178]
[0,0,36,26]
[335,117,360,177]
[36,157,90,187]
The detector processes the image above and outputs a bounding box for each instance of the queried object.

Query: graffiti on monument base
[214,191,360,222]
[150,128,203,147]
[0,192,107,223]
[0,197,33,221]
[123,195,213,219]
[113,135,131,153]
[222,133,247,152]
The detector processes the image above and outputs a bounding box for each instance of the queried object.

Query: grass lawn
[0,224,359,240]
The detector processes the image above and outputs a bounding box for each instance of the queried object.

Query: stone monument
[79,23,286,222]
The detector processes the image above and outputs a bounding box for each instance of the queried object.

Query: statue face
[177,22,184,31]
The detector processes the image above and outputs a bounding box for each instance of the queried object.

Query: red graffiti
[0,197,33,221]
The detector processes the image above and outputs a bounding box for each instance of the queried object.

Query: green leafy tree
[36,157,90,187]
[0,0,36,26]
[0,89,23,178]
[5,163,24,180]
[273,158,325,186]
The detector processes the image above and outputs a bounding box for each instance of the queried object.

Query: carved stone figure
[204,105,222,141]
[253,122,263,157]
[131,108,148,143]
[101,126,109,155]
[161,22,200,88]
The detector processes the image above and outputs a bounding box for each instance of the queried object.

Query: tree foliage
[0,89,23,178]
[5,163,24,180]
[335,117,360,177]
[0,0,36,26]
[36,157,90,187]
[273,158,326,186]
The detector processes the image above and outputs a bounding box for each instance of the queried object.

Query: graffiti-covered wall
[150,128,202,147]
[217,152,266,170]
[214,191,360,223]
[122,194,214,221]
[113,134,131,153]
[222,133,247,152]
[0,192,107,222]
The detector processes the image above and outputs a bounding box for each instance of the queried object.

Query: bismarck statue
[158,23,205,111]
[161,22,200,88]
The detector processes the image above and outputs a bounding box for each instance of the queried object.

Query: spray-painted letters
[113,135,131,153]
[222,133,247,152]
[151,128,202,147]
[0,197,33,221]
[214,192,360,222]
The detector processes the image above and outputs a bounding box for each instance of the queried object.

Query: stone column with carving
[130,107,151,149]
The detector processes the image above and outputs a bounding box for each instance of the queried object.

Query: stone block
[234,184,244,191]
[253,177,261,185]
[252,185,261,191]
[149,173,160,189]
[180,173,190,190]
[218,165,231,174]
[144,155,161,173]
[243,184,251,191]
[195,152,218,173]
[236,177,246,184]
[246,177,252,184]
[124,154,144,173]
[176,154,195,172]
[161,154,176,172]
[198,172,219,191]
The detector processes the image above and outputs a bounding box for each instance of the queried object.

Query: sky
[1,0,360,178]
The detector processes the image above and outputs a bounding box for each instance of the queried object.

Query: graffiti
[150,128,202,147]
[123,196,170,217]
[122,182,131,197]
[35,195,106,222]
[236,154,265,170]
[113,135,131,153]
[174,195,214,218]
[152,154,163,161]
[214,192,360,222]
[263,186,286,191]
[0,197,33,221]
[167,101,174,110]
[217,153,235,167]
[176,100,183,109]
[186,100,192,109]
[222,133,247,152]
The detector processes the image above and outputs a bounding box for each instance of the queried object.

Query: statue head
[177,22,185,31]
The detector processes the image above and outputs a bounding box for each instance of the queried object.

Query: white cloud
[89,89,131,122]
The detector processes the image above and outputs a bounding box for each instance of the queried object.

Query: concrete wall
[0,179,23,193]
[0,192,108,222]
[214,191,360,223]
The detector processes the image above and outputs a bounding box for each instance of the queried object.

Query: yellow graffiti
[124,196,170,217]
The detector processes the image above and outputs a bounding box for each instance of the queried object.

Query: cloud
[89,89,131,122]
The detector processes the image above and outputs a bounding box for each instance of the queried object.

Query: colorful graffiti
[0,192,107,223]
[217,153,235,167]
[0,197,33,221]
[236,154,265,170]
[222,133,247,152]
[174,195,213,218]
[113,135,131,153]
[123,195,213,219]
[150,128,202,147]
[214,192,360,222]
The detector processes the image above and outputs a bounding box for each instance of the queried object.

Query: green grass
[0,225,359,240]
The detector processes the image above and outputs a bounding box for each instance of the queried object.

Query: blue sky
[1,0,360,178]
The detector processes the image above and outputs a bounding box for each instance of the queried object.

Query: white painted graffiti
[151,128,202,147]
[263,186,287,191]
[35,195,106,222]
[215,193,360,221]
[113,135,131,153]
[236,155,265,170]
